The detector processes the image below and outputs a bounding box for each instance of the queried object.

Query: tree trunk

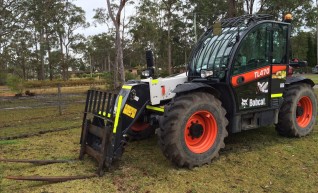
[245,0,254,14]
[34,31,41,80]
[59,33,66,81]
[108,54,111,72]
[46,30,53,81]
[22,54,26,80]
[228,0,237,17]
[106,0,127,88]
[167,15,172,75]
[65,47,69,80]
[39,29,45,80]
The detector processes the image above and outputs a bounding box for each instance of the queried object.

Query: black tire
[158,92,228,168]
[276,83,317,137]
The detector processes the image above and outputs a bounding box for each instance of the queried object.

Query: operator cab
[187,14,292,132]
[188,14,289,83]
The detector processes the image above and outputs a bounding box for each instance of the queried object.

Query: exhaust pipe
[142,50,155,78]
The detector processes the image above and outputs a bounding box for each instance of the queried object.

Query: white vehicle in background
[312,65,318,74]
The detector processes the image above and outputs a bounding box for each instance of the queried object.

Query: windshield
[189,27,246,78]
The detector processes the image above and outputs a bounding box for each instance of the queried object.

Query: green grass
[0,89,318,192]
[0,140,19,145]
[1,127,318,192]
[300,74,318,84]
[0,99,84,139]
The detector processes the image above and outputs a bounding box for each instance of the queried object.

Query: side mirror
[289,61,307,68]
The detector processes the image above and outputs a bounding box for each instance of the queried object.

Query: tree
[307,33,317,66]
[0,0,28,75]
[245,0,255,14]
[106,0,128,87]
[258,0,314,31]
[162,0,181,75]
[56,1,86,80]
[129,0,162,66]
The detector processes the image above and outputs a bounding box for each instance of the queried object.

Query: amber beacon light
[284,13,293,22]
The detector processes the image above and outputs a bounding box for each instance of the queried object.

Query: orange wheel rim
[184,111,217,154]
[296,96,313,128]
[131,122,150,132]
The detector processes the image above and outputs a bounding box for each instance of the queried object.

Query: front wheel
[276,84,317,137]
[158,92,228,168]
[127,121,155,140]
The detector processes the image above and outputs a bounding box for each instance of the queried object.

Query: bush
[6,74,24,94]
[0,72,7,85]
[125,72,139,81]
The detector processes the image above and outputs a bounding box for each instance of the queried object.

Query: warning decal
[123,104,137,119]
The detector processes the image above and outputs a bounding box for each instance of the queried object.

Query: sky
[73,0,138,37]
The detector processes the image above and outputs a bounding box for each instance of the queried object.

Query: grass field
[302,74,318,84]
[0,89,318,192]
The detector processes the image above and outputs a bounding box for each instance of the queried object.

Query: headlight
[201,70,213,78]
[142,70,150,77]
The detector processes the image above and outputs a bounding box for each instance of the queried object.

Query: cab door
[230,23,272,111]
[270,23,289,105]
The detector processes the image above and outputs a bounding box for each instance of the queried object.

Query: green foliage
[307,34,317,66]
[23,79,106,88]
[1,0,318,83]
[125,71,139,81]
[6,74,24,94]
[0,72,7,85]
[259,0,314,31]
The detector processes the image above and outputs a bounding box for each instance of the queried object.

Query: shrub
[6,74,24,94]
[0,72,7,85]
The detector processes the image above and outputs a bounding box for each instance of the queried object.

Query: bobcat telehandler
[2,14,317,181]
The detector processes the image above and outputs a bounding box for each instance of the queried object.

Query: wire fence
[0,84,107,140]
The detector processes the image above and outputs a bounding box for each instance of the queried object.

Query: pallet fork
[1,84,152,182]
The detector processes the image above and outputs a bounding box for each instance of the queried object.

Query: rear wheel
[276,84,317,137]
[158,92,228,168]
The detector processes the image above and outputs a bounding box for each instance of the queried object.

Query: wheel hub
[188,123,204,139]
[296,106,304,117]
[296,96,313,128]
[184,110,218,154]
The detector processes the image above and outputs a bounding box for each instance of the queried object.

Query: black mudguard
[286,76,315,87]
[173,82,220,97]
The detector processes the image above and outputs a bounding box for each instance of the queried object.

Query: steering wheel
[247,58,266,66]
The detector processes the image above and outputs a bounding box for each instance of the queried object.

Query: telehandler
[2,14,317,181]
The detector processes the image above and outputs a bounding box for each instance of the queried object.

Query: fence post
[58,83,62,115]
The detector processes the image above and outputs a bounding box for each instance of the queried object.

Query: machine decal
[271,93,283,98]
[241,98,249,108]
[272,65,287,74]
[249,98,266,107]
[254,67,270,78]
[146,105,165,113]
[122,85,132,90]
[271,65,287,98]
[113,95,123,133]
[241,98,267,109]
[151,79,159,85]
[231,66,271,87]
[257,82,268,93]
[272,70,286,79]
[123,104,137,119]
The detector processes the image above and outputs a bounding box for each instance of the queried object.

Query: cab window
[272,24,288,64]
[233,23,271,75]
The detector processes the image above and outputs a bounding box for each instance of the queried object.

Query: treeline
[1,0,317,85]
